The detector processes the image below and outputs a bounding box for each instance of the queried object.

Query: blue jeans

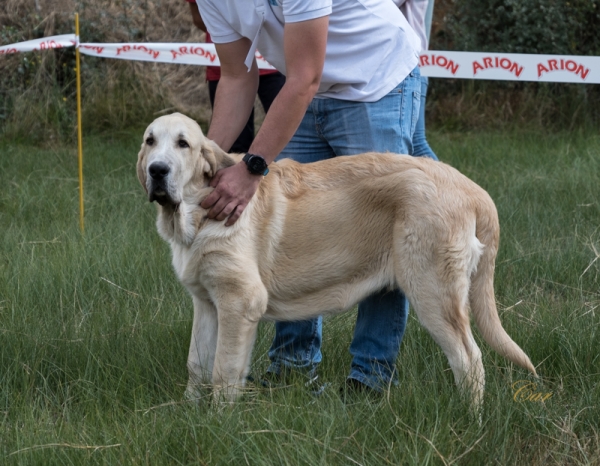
[412,76,439,160]
[268,67,422,391]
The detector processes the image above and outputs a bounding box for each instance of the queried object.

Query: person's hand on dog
[201,162,261,226]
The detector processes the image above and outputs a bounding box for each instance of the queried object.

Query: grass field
[1,127,599,465]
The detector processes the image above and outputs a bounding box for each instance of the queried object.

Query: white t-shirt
[196,0,421,102]
[394,0,429,50]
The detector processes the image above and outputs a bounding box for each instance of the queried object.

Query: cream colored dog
[137,113,537,407]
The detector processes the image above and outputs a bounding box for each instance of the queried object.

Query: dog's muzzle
[148,161,176,207]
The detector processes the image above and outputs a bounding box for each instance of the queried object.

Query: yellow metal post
[75,13,84,233]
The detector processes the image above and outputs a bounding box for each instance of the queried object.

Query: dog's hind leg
[185,296,219,401]
[409,289,485,409]
[403,270,485,409]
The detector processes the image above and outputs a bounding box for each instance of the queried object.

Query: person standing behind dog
[198,0,422,394]
[397,0,439,161]
[185,0,285,153]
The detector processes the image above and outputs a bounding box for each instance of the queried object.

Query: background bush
[427,0,600,131]
[446,0,600,55]
[1,0,599,141]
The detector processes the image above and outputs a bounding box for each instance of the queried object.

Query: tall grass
[1,128,599,464]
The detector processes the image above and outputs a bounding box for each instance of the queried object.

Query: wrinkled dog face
[137,113,214,211]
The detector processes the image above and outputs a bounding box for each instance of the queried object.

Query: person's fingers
[207,195,230,219]
[214,201,237,222]
[209,170,222,188]
[224,204,244,226]
[199,163,259,225]
[200,190,219,210]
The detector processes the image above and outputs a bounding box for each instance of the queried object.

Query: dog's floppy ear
[201,139,237,178]
[136,143,148,194]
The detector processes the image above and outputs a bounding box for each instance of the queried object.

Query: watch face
[248,155,267,174]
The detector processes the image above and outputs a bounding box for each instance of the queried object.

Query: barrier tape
[0,34,77,54]
[0,34,276,70]
[3,34,600,84]
[420,50,600,84]
[78,41,276,70]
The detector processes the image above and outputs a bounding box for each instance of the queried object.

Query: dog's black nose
[149,162,170,180]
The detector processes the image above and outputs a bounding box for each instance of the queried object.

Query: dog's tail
[469,194,537,376]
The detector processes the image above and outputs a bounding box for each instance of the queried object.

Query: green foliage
[447,0,600,55]
[426,1,600,131]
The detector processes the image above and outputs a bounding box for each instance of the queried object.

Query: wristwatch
[242,153,269,176]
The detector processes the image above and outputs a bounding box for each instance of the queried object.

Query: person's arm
[201,16,329,226]
[188,1,207,32]
[246,17,328,163]
[206,38,260,153]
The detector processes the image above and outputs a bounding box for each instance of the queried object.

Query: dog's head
[137,113,233,212]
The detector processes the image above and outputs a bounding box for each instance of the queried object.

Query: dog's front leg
[185,296,218,401]
[211,286,268,403]
[212,315,259,402]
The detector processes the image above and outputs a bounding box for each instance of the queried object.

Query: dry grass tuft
[1,0,212,140]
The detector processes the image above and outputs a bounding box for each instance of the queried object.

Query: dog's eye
[178,139,189,149]
[146,137,154,146]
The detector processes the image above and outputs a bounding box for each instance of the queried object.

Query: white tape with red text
[78,43,600,83]
[78,41,276,70]
[0,35,275,69]
[3,35,600,84]
[420,50,600,84]
[0,34,77,55]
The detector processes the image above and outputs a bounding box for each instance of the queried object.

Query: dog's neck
[155,187,212,246]
[155,144,241,247]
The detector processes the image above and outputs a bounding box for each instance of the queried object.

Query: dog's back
[258,153,478,315]
[258,153,439,318]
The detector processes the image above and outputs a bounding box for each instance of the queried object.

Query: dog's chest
[170,242,208,298]
[171,243,189,277]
